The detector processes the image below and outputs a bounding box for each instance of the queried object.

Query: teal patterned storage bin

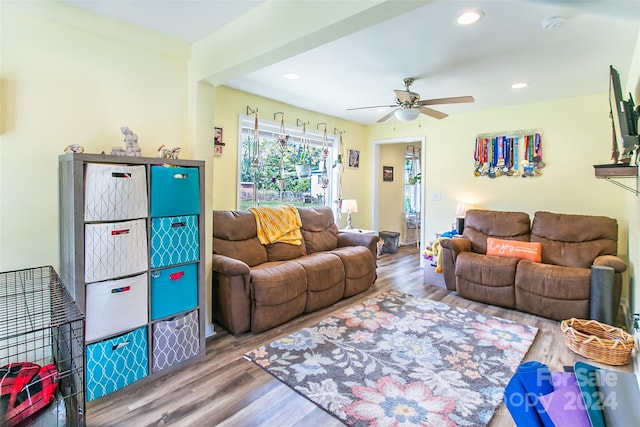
[85,327,148,401]
[150,215,199,268]
[150,264,198,320]
[150,166,200,217]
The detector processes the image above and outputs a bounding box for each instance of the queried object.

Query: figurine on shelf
[112,126,142,156]
[157,145,181,159]
[63,144,84,154]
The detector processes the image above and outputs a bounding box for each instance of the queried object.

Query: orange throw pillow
[486,238,541,263]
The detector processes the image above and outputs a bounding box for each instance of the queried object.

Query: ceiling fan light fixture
[395,108,420,122]
[456,10,484,26]
[541,15,566,30]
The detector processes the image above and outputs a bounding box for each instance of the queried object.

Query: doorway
[372,136,425,265]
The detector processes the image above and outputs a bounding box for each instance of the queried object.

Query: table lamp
[341,199,358,229]
[456,203,470,234]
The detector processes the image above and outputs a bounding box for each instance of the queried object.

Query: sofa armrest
[213,254,251,276]
[212,254,252,334]
[593,255,627,274]
[439,237,471,291]
[338,233,380,264]
[439,237,471,257]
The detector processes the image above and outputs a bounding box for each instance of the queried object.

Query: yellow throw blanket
[249,204,303,245]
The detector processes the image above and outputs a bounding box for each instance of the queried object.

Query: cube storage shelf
[58,153,206,405]
[0,266,85,426]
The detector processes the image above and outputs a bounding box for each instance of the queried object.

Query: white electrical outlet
[432,192,441,201]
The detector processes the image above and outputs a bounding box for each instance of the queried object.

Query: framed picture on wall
[214,127,224,146]
[348,149,360,168]
[383,166,394,181]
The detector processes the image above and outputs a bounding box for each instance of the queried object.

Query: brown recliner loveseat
[439,210,627,322]
[212,206,379,334]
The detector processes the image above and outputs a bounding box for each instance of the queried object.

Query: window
[237,116,339,210]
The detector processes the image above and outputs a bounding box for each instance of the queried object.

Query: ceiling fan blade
[347,104,396,111]
[419,106,448,120]
[394,89,414,103]
[417,96,475,106]
[377,109,399,123]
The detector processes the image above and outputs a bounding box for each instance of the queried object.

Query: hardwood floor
[87,245,632,426]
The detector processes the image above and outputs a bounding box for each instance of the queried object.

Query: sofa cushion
[486,238,542,262]
[266,241,307,262]
[213,237,267,267]
[455,252,518,308]
[298,206,339,253]
[294,253,345,312]
[213,210,267,267]
[329,246,375,297]
[530,211,618,268]
[250,261,307,333]
[463,210,531,254]
[515,260,590,320]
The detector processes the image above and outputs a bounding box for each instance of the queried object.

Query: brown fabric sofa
[212,206,379,334]
[440,210,627,322]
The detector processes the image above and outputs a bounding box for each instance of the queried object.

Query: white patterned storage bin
[85,273,148,342]
[84,219,148,283]
[152,310,200,373]
[150,215,199,269]
[84,163,148,221]
[85,326,148,401]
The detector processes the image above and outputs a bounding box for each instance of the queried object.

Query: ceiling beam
[191,0,435,85]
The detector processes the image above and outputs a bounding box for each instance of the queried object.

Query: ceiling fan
[348,77,474,123]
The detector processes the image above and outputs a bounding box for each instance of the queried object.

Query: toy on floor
[424,236,450,273]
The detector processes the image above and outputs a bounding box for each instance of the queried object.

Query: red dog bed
[0,362,58,426]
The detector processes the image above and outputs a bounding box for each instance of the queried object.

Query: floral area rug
[244,290,538,426]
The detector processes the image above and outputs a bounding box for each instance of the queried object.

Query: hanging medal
[473,137,482,176]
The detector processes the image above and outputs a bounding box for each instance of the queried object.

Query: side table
[339,228,377,236]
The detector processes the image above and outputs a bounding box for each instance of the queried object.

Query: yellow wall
[0,4,191,271]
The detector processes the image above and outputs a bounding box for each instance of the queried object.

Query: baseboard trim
[205,322,216,338]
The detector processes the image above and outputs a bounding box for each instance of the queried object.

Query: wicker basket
[560,318,635,366]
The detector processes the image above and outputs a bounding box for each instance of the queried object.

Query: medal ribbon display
[474,130,543,177]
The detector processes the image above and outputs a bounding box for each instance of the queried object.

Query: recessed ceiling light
[512,82,528,89]
[283,72,301,80]
[456,10,484,26]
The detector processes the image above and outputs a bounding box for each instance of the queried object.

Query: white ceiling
[65,0,640,125]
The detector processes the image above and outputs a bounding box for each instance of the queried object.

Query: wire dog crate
[1,266,85,426]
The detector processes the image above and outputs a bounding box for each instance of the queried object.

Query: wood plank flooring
[87,245,632,426]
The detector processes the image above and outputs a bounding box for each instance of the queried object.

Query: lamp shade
[341,199,358,213]
[456,203,471,218]
[395,108,420,122]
